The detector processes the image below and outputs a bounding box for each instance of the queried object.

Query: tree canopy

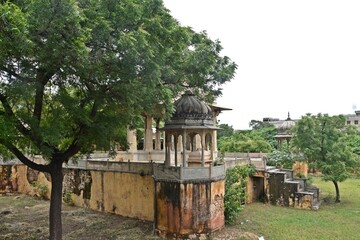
[0,0,236,238]
[217,123,234,139]
[218,127,276,154]
[291,113,359,202]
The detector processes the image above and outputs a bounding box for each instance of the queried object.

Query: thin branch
[0,139,50,172]
[61,141,82,162]
[61,99,99,160]
[0,93,54,152]
[0,66,35,82]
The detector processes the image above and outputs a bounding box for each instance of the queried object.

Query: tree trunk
[49,161,64,240]
[332,180,341,203]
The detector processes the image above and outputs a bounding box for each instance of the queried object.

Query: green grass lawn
[234,176,360,240]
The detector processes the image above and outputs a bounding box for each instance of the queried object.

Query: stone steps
[267,167,320,210]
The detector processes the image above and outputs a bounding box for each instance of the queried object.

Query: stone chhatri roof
[173,91,212,120]
[277,112,295,135]
[162,91,218,130]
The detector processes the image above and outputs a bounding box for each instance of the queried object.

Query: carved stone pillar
[144,115,153,152]
[127,127,137,152]
[155,118,161,150]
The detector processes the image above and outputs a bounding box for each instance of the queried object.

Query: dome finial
[286,111,291,121]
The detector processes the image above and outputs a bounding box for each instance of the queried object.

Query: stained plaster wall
[64,170,154,221]
[0,165,51,199]
[155,179,224,238]
[246,173,266,203]
[293,161,308,178]
[1,165,154,221]
[268,171,315,209]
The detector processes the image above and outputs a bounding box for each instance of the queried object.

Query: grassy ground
[232,176,360,240]
[1,176,359,239]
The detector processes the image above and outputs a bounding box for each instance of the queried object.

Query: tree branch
[33,69,53,124]
[0,93,54,152]
[0,139,50,172]
[61,99,99,160]
[0,66,35,82]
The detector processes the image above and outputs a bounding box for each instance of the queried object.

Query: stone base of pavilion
[153,164,225,239]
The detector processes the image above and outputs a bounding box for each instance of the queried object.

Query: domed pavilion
[275,112,295,147]
[162,91,220,167]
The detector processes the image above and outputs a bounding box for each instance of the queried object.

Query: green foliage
[63,192,74,206]
[224,164,255,224]
[218,126,276,153]
[267,143,304,169]
[217,123,234,139]
[291,113,360,201]
[32,180,49,199]
[249,119,274,130]
[343,125,360,155]
[0,0,236,161]
[267,149,294,169]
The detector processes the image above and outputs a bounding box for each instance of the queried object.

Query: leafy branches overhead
[0,0,236,163]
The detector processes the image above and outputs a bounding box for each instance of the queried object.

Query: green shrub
[63,192,74,205]
[32,180,49,199]
[224,164,255,224]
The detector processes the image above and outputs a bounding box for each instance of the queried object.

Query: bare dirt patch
[0,194,259,240]
[0,193,159,240]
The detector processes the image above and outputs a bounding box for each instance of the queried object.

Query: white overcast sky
[162,0,360,130]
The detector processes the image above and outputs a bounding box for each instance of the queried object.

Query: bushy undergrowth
[224,164,255,224]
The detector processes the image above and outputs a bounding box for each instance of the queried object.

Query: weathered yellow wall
[294,194,313,210]
[12,165,51,199]
[246,176,254,204]
[8,166,154,221]
[156,179,225,238]
[293,161,308,178]
[72,171,154,221]
[209,180,225,230]
[246,171,266,204]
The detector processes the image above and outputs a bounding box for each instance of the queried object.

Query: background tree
[291,113,359,203]
[217,123,234,139]
[0,0,236,239]
[249,119,274,130]
[218,128,274,153]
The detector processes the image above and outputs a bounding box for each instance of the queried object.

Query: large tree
[291,113,359,203]
[0,0,236,239]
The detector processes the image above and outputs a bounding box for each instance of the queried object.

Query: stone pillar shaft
[144,115,153,152]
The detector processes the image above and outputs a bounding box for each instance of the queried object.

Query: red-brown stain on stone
[156,179,225,237]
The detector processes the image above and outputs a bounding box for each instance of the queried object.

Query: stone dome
[278,113,295,133]
[173,91,212,119]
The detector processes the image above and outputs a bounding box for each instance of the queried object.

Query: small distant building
[262,117,281,128]
[262,113,297,148]
[344,110,360,130]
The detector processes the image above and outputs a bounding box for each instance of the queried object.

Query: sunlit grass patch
[236,176,360,240]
